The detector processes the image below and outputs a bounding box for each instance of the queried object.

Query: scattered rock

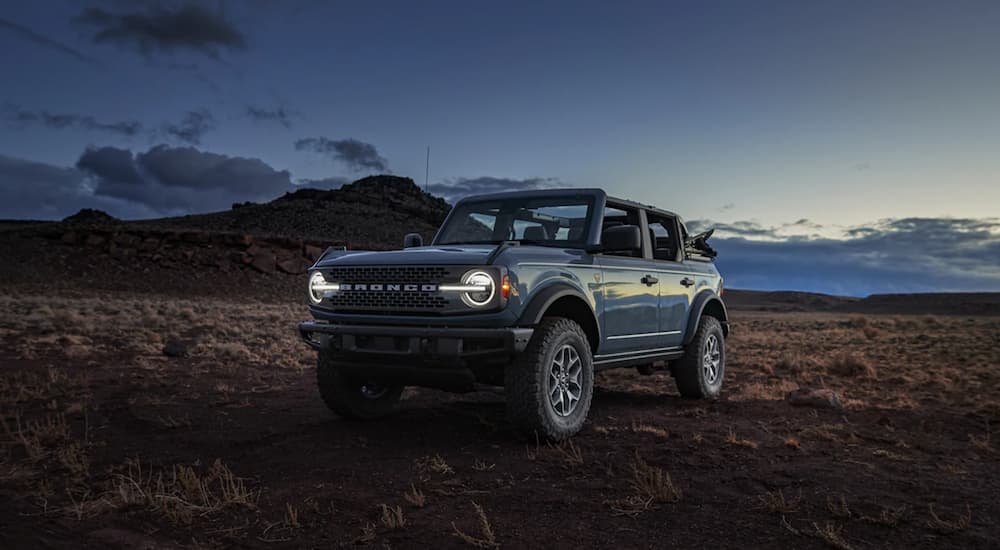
[139,238,160,252]
[162,339,188,358]
[228,251,247,264]
[786,388,843,410]
[181,232,210,244]
[109,245,135,258]
[60,232,77,244]
[250,250,276,274]
[84,234,106,247]
[112,233,140,247]
[277,257,310,274]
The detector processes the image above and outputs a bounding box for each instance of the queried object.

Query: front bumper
[299,321,533,357]
[298,322,534,391]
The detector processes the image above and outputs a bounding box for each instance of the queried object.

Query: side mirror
[600,225,642,253]
[403,233,423,248]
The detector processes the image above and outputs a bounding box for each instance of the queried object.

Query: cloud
[75,4,246,60]
[163,109,215,145]
[427,177,563,203]
[76,146,142,186]
[5,105,142,137]
[73,144,293,215]
[0,154,156,220]
[691,217,1000,295]
[294,137,388,172]
[0,17,98,65]
[246,105,295,128]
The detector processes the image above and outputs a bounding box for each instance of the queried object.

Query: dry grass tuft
[827,496,852,519]
[604,451,682,517]
[926,504,971,534]
[725,427,759,449]
[416,454,454,476]
[629,451,682,504]
[404,484,426,508]
[861,504,907,527]
[826,351,876,379]
[551,439,584,465]
[283,503,301,529]
[968,421,992,453]
[109,458,257,524]
[379,503,406,530]
[451,501,499,548]
[471,459,495,472]
[630,420,669,439]
[354,523,377,544]
[812,522,855,550]
[774,353,817,374]
[757,489,801,514]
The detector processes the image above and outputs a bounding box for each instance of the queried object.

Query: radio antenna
[424,146,430,193]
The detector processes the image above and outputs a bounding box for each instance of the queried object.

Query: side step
[592,348,684,370]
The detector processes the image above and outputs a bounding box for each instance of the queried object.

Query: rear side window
[647,215,679,262]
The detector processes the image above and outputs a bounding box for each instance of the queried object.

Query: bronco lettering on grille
[340,283,439,292]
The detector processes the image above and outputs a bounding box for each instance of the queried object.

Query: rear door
[646,213,695,348]
[597,204,664,354]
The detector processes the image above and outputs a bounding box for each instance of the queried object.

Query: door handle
[641,275,659,286]
[680,277,695,287]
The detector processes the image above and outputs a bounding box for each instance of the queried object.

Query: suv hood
[315,245,497,267]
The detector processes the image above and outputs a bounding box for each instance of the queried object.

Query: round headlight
[461,270,495,307]
[309,271,339,304]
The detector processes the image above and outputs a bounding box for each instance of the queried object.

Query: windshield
[435,196,594,247]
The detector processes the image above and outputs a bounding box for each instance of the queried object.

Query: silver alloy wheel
[703,333,722,385]
[548,344,583,417]
[360,383,389,399]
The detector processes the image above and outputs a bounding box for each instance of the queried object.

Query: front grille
[326,292,449,311]
[319,265,465,314]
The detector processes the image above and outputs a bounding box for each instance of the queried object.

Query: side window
[647,215,679,262]
[601,204,643,258]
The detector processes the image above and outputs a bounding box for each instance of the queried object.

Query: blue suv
[299,188,728,440]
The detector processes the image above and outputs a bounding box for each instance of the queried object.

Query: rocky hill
[0,175,449,299]
[132,175,451,246]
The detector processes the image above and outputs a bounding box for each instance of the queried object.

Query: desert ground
[1,289,998,549]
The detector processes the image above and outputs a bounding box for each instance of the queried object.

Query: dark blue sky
[1,1,998,294]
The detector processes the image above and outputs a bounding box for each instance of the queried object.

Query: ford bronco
[299,188,728,440]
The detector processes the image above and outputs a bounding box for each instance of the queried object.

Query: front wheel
[316,350,404,419]
[672,316,726,399]
[505,317,594,441]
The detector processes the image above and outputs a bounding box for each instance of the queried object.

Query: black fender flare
[516,283,600,340]
[683,290,729,345]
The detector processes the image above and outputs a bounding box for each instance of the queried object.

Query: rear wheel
[316,350,403,419]
[673,316,725,399]
[505,317,594,441]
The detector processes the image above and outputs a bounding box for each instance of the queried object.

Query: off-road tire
[316,350,404,419]
[673,316,725,399]
[505,317,594,441]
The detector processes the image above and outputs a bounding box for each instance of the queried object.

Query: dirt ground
[1,291,998,549]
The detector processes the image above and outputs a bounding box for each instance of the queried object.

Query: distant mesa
[62,208,119,225]
[278,174,445,205]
